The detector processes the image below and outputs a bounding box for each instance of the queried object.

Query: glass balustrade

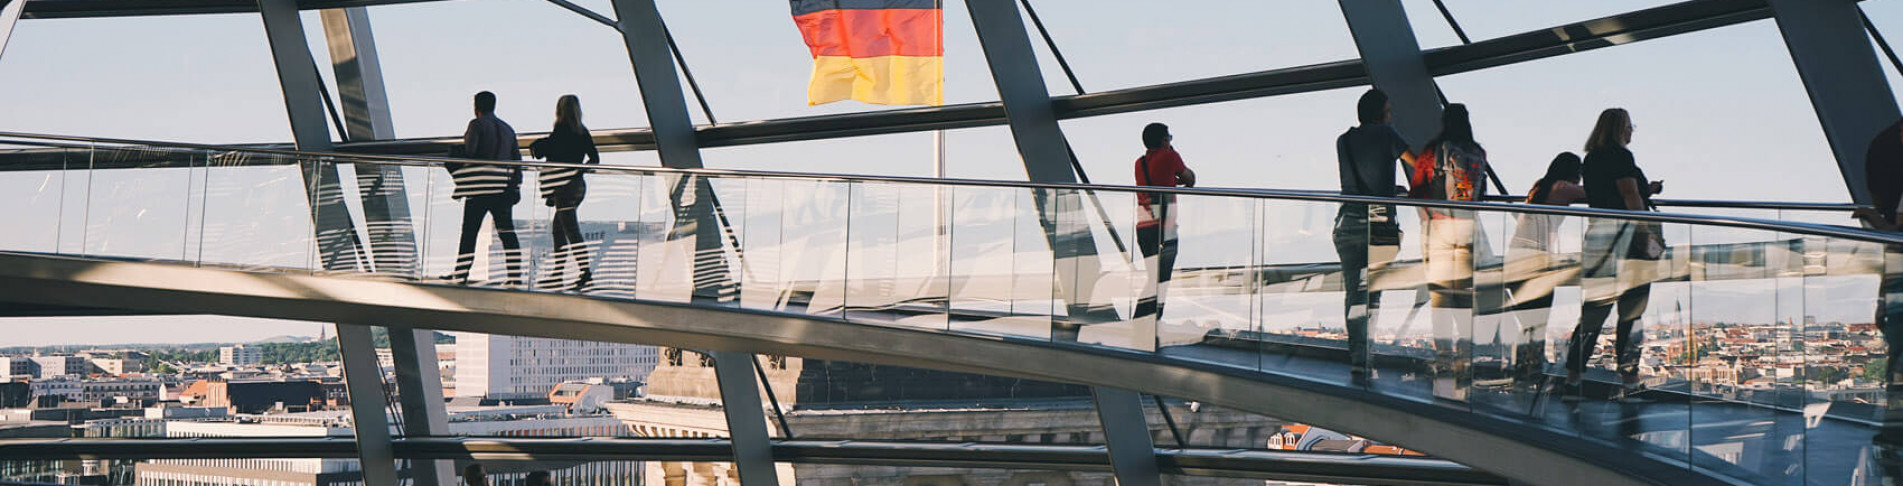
[1,136,1900,486]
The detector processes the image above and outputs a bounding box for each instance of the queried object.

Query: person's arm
[1176,167,1196,188]
[584,134,601,165]
[1854,208,1901,232]
[462,119,484,159]
[1616,178,1647,211]
[1553,181,1587,204]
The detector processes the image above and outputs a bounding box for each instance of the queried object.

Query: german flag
[791,0,943,106]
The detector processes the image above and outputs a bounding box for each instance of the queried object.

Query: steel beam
[1768,0,1901,204]
[0,252,1728,486]
[334,323,403,486]
[319,7,393,141]
[711,351,779,486]
[1091,387,1162,486]
[259,4,398,485]
[963,0,1072,182]
[1339,0,1443,149]
[608,0,699,169]
[387,328,452,486]
[0,0,26,62]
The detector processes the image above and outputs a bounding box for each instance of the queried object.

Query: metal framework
[2,1,1898,485]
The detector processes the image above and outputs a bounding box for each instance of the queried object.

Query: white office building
[219,345,262,366]
[30,356,91,379]
[453,333,656,401]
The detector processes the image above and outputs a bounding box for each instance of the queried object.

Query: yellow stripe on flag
[808,55,943,106]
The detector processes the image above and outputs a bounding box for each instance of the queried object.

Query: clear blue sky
[0,0,1898,346]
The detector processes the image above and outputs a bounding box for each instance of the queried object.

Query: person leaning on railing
[1856,117,1903,480]
[1334,88,1417,383]
[1564,108,1662,403]
[1504,152,1586,385]
[1408,103,1489,401]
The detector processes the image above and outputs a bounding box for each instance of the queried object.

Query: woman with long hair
[1409,103,1489,401]
[529,94,601,292]
[1564,108,1662,402]
[1503,152,1586,384]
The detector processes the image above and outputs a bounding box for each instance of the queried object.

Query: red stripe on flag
[794,8,943,58]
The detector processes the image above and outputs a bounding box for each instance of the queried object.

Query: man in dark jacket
[1334,89,1416,382]
[448,91,524,286]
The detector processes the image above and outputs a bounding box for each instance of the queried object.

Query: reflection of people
[1504,153,1586,383]
[1565,108,1661,403]
[1409,104,1489,400]
[463,464,489,486]
[449,91,525,286]
[1333,89,1417,382]
[525,471,553,486]
[1133,123,1195,325]
[528,95,601,292]
[1855,118,1903,481]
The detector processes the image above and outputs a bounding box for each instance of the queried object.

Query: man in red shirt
[1134,123,1196,324]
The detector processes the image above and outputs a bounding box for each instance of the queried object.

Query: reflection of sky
[0,1,1900,346]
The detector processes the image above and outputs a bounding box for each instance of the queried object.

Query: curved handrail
[1,131,1894,246]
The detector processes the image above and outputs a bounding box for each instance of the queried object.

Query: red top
[1136,147,1187,228]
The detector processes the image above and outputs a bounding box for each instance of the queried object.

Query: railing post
[1768,0,1902,204]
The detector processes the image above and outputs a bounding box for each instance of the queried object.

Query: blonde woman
[528,94,601,292]
[1564,108,1662,403]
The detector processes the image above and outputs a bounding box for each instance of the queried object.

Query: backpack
[1408,141,1485,202]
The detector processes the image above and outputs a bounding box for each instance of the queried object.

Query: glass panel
[81,147,198,262]
[1252,200,1352,385]
[1434,1,1683,41]
[947,185,1050,340]
[770,356,1103,445]
[1686,224,1805,483]
[779,179,852,318]
[0,14,293,143]
[442,331,661,438]
[779,463,1101,485]
[1152,194,1256,364]
[1019,1,1359,92]
[0,143,73,254]
[1436,20,1844,204]
[1057,86,1366,193]
[1804,237,1893,486]
[367,0,652,137]
[655,0,997,122]
[195,153,318,272]
[0,458,367,486]
[845,181,949,329]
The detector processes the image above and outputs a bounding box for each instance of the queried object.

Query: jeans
[451,194,523,284]
[545,182,592,287]
[1334,206,1400,372]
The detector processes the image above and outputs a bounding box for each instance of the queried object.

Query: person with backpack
[528,94,600,292]
[1334,89,1417,382]
[1134,123,1196,326]
[1503,152,1587,384]
[449,91,526,287]
[1408,103,1489,401]
[1565,108,1662,403]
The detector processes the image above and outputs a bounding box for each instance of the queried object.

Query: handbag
[1340,128,1404,246]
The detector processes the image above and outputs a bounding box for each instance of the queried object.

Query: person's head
[525,471,553,486]
[1585,108,1633,152]
[1432,103,1476,150]
[1542,152,1583,183]
[555,94,584,134]
[474,91,498,116]
[1356,89,1391,125]
[1141,123,1172,150]
[463,464,487,486]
